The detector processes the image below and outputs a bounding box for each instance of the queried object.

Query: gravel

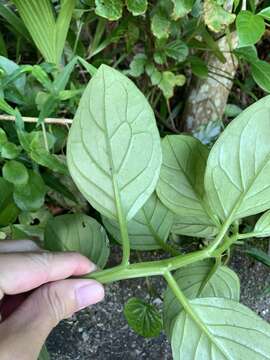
[47,249,270,359]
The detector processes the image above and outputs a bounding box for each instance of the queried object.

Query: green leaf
[102,192,173,251]
[0,55,26,93]
[44,214,110,268]
[151,9,171,39]
[0,177,19,226]
[38,345,50,360]
[224,104,242,118]
[246,247,270,267]
[0,128,8,146]
[234,45,259,63]
[158,71,185,99]
[236,11,265,47]
[254,210,270,237]
[3,160,29,186]
[204,0,235,33]
[170,0,195,19]
[157,135,216,226]
[30,148,68,175]
[95,0,123,20]
[129,53,147,77]
[172,297,270,359]
[164,40,189,62]
[67,65,162,221]
[12,224,44,242]
[258,7,270,21]
[251,60,270,93]
[124,297,162,338]
[190,57,208,79]
[0,142,21,159]
[172,215,218,237]
[13,171,46,212]
[205,96,270,222]
[163,261,240,338]
[126,0,148,15]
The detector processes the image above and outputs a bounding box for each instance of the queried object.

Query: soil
[47,248,270,360]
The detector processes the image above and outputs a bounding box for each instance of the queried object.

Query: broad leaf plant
[64,64,270,359]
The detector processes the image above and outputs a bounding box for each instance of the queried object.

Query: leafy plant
[64,65,270,357]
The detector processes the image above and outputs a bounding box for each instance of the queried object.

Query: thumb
[0,279,104,360]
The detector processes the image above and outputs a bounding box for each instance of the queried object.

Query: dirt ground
[47,249,270,360]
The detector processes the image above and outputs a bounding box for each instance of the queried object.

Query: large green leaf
[236,11,265,47]
[163,261,240,338]
[172,297,270,359]
[102,192,173,251]
[124,297,162,338]
[172,215,218,238]
[251,60,270,93]
[205,96,270,223]
[67,65,162,221]
[157,135,217,233]
[44,214,110,269]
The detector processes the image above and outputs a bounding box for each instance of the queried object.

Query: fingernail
[75,282,104,310]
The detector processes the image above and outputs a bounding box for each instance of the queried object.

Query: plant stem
[0,115,72,125]
[41,122,49,152]
[237,232,256,240]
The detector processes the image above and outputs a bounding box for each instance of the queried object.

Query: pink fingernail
[75,282,104,310]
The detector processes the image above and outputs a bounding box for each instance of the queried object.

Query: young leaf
[13,171,46,212]
[0,177,19,226]
[204,0,235,33]
[170,0,195,19]
[254,210,270,237]
[251,60,270,93]
[172,297,270,359]
[236,11,265,47]
[164,40,189,62]
[67,65,162,221]
[0,142,21,159]
[205,96,270,223]
[151,9,171,39]
[44,214,110,268]
[2,160,29,186]
[126,0,148,16]
[163,261,240,337]
[245,247,270,267]
[102,192,174,251]
[129,53,147,77]
[38,345,51,360]
[124,297,162,338]
[158,71,185,99]
[95,0,123,20]
[157,135,217,230]
[258,7,270,21]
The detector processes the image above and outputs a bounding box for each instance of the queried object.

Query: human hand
[0,240,104,360]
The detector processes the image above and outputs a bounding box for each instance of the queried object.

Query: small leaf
[12,224,44,242]
[158,71,185,99]
[204,0,235,33]
[236,11,265,47]
[234,45,259,62]
[67,65,162,221]
[126,0,148,15]
[170,0,195,19]
[163,261,240,337]
[13,171,46,212]
[0,177,19,226]
[254,210,270,237]
[224,104,242,117]
[172,297,270,359]
[95,0,123,20]
[157,135,216,225]
[3,160,29,185]
[151,10,171,39]
[129,53,147,77]
[164,40,189,62]
[1,142,21,159]
[102,192,173,251]
[44,214,110,268]
[124,297,162,338]
[0,55,26,93]
[258,7,270,21]
[205,96,270,222]
[38,345,51,360]
[251,60,270,93]
[246,247,270,267]
[190,56,208,79]
[0,128,8,146]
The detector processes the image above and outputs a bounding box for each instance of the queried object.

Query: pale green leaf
[124,297,162,338]
[172,297,270,359]
[164,40,189,62]
[95,0,123,20]
[158,71,185,99]
[254,210,270,237]
[126,0,148,15]
[170,0,195,19]
[163,261,240,338]
[0,56,26,93]
[204,0,235,33]
[205,96,270,222]
[67,65,162,221]
[258,7,270,21]
[157,135,217,229]
[102,192,173,251]
[44,213,110,268]
[129,53,147,77]
[151,10,171,39]
[172,215,218,237]
[236,11,265,47]
[1,142,21,159]
[3,160,29,186]
[251,60,270,93]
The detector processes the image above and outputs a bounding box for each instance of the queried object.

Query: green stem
[237,232,256,240]
[197,256,221,296]
[41,122,49,152]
